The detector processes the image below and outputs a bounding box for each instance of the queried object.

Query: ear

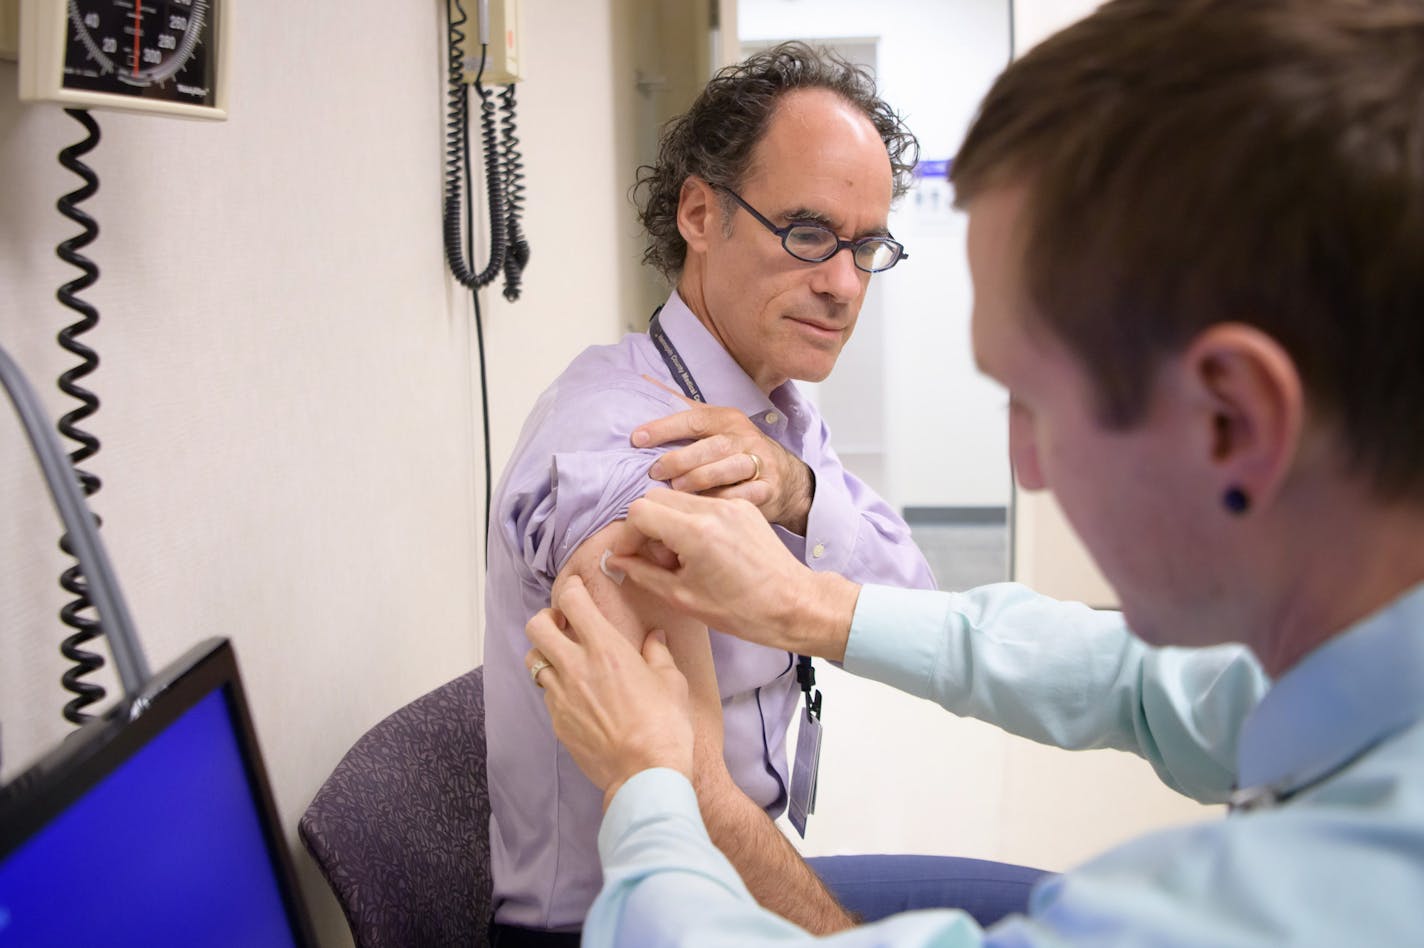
[1182,323,1304,510]
[676,175,719,254]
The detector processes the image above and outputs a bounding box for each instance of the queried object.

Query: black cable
[54,107,107,725]
[472,287,492,540]
[497,84,530,302]
[462,72,494,539]
[444,0,507,290]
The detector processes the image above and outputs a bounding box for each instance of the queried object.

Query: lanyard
[646,308,823,721]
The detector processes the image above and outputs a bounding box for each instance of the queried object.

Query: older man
[484,43,982,946]
[526,0,1424,945]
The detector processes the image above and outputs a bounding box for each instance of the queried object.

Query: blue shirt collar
[1236,581,1424,794]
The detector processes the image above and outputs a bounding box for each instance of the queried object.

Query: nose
[809,247,866,303]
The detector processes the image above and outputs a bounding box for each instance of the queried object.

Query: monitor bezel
[0,637,318,946]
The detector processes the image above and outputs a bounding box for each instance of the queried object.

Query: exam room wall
[0,2,636,944]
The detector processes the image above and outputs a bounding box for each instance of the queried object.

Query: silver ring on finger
[529,657,553,687]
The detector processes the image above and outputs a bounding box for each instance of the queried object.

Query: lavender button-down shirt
[484,290,935,929]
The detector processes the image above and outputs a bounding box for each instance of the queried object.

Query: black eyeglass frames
[716,186,909,273]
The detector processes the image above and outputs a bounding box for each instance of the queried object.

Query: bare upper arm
[553,521,721,733]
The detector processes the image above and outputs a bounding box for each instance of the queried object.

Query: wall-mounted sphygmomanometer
[15,0,231,119]
[444,0,529,301]
[2,0,230,726]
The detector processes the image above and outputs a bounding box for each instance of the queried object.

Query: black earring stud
[1223,486,1251,515]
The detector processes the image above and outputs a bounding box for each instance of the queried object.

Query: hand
[608,489,860,660]
[524,576,695,808]
[633,387,815,535]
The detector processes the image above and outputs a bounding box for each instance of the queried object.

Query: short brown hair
[635,42,918,279]
[952,0,1424,501]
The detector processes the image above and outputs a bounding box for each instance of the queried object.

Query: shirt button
[765,411,781,425]
[812,543,825,559]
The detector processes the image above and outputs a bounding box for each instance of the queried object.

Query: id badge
[788,706,823,838]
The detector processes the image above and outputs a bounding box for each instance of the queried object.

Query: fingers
[644,539,681,569]
[554,578,631,656]
[641,631,689,697]
[647,434,737,482]
[616,492,692,550]
[606,549,684,607]
[609,488,725,568]
[631,487,724,520]
[521,646,558,691]
[525,608,579,667]
[633,403,738,451]
[701,479,774,509]
[665,452,761,494]
[641,629,674,667]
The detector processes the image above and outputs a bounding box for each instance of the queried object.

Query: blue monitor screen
[0,687,299,946]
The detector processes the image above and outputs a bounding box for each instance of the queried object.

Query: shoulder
[529,339,682,446]
[494,337,680,488]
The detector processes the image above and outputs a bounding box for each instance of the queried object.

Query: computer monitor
[0,638,317,946]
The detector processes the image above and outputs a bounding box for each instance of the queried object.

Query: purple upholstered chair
[300,667,492,947]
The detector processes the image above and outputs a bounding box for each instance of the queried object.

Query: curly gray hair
[633,41,919,280]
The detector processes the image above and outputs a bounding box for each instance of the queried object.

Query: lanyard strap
[646,307,822,720]
[648,308,704,403]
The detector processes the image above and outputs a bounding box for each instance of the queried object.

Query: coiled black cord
[54,108,107,725]
[443,0,507,290]
[498,84,530,302]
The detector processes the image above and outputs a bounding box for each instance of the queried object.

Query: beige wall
[1,1,637,944]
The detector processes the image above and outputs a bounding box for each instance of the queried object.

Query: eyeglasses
[716,186,909,273]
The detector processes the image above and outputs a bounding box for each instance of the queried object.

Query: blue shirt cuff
[597,768,706,861]
[843,583,953,694]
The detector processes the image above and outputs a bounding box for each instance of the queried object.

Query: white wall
[0,2,634,943]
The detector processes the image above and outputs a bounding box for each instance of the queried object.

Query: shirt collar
[1235,581,1424,794]
[655,290,810,439]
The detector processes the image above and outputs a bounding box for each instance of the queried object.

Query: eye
[784,225,835,255]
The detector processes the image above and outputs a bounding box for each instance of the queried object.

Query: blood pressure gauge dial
[19,0,230,119]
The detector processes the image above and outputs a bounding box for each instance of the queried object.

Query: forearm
[695,771,854,934]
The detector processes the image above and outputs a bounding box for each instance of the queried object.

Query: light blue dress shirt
[585,581,1424,946]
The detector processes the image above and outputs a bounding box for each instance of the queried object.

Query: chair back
[300,666,491,947]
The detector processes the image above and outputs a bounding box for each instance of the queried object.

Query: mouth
[787,316,845,343]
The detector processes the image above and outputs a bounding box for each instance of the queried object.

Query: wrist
[781,571,859,662]
[775,459,814,535]
[602,778,628,813]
